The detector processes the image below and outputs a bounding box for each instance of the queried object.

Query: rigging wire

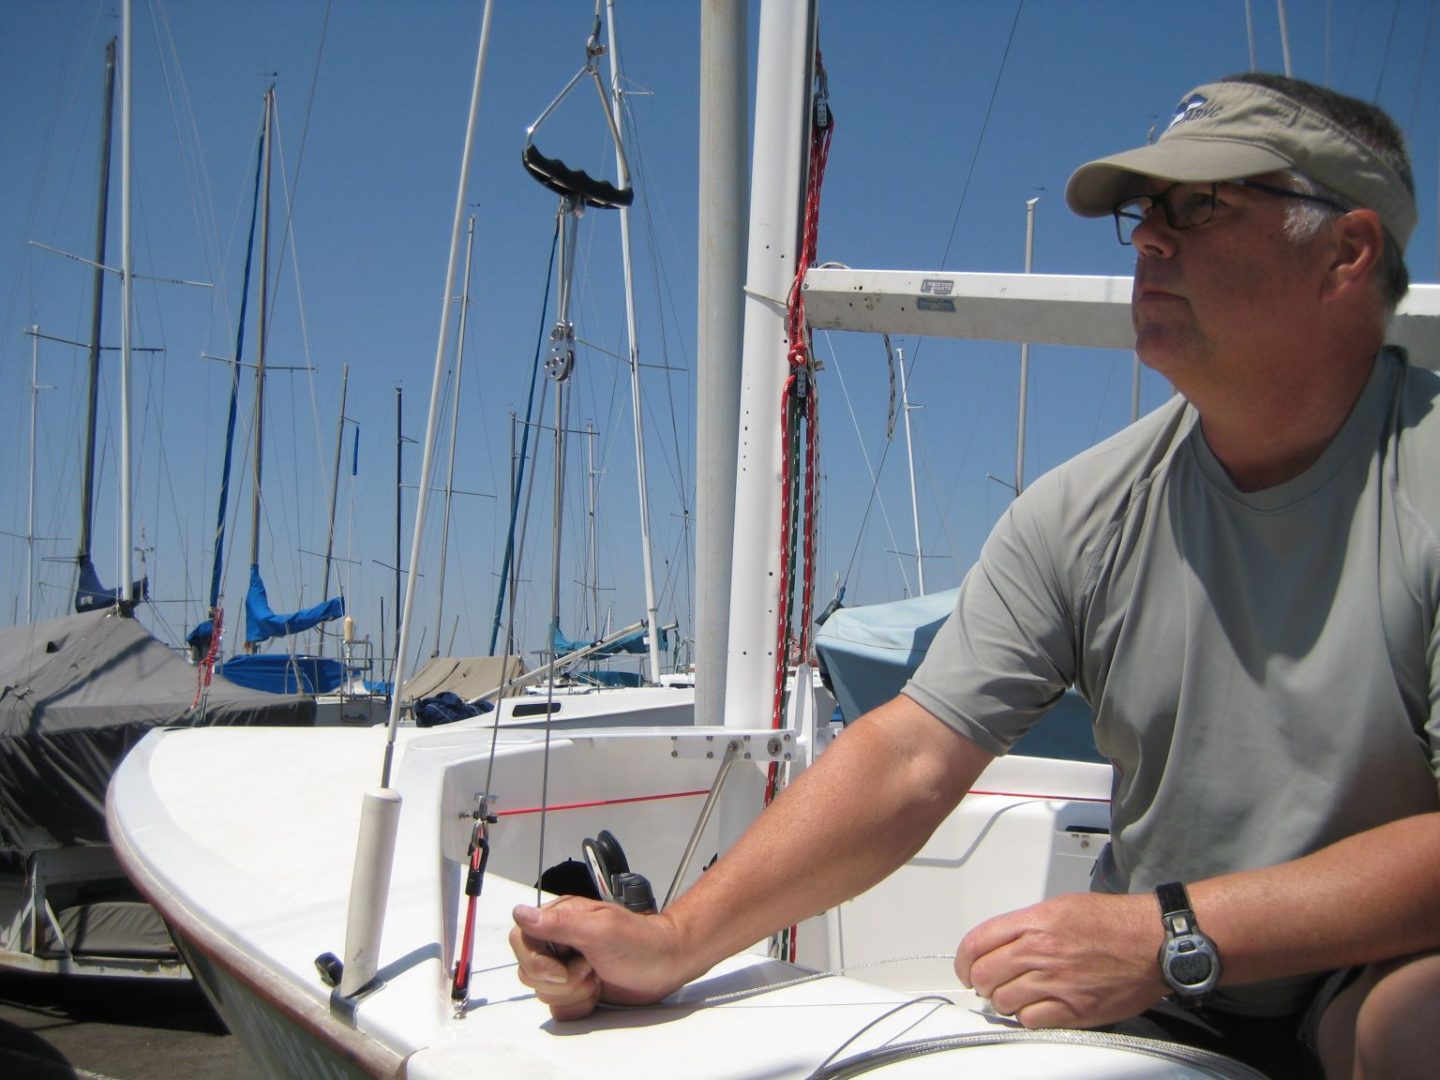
[829,0,1023,607]
[934,0,1024,275]
[1406,1,1437,134]
[1372,0,1404,103]
[488,221,561,654]
[821,329,911,598]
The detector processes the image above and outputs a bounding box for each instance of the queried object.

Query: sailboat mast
[380,0,495,785]
[201,119,265,625]
[118,0,134,602]
[393,385,404,680]
[605,0,663,681]
[248,87,274,574]
[79,37,116,569]
[897,348,925,596]
[586,423,599,633]
[696,0,748,721]
[723,0,816,727]
[1014,196,1037,497]
[320,362,350,657]
[28,329,43,622]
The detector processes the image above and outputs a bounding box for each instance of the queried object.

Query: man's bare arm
[957,810,1440,1029]
[512,693,993,1017]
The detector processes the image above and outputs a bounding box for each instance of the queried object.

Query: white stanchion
[338,787,402,998]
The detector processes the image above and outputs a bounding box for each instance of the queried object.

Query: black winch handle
[523,143,633,210]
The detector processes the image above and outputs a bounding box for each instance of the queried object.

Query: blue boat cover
[814,589,1102,763]
[244,564,344,645]
[221,653,349,695]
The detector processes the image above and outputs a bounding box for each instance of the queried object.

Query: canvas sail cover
[244,564,344,645]
[403,655,529,703]
[551,622,663,659]
[0,610,314,853]
[74,554,147,613]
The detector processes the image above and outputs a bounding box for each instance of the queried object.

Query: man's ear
[1320,207,1384,303]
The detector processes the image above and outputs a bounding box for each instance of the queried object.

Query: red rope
[494,788,711,818]
[766,49,834,832]
[192,607,223,709]
[766,46,833,967]
[770,48,834,754]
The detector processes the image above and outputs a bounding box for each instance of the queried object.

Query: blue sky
[2,1,1437,678]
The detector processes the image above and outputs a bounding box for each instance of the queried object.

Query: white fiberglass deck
[108,722,1254,1078]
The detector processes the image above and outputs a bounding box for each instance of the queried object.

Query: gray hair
[1285,171,1409,310]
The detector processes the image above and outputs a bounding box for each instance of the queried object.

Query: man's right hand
[510,896,686,1020]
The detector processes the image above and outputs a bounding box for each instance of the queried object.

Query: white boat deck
[108,723,1250,1077]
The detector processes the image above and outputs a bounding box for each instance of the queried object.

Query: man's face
[1127,174,1326,389]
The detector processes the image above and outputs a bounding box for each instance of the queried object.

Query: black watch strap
[1156,881,1191,920]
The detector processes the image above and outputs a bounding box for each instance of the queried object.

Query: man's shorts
[1099,967,1362,1079]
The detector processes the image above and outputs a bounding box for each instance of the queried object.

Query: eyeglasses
[1113,180,1349,245]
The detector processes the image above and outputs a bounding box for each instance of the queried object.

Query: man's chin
[1132,341,1194,386]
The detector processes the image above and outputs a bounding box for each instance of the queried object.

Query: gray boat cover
[0,610,315,853]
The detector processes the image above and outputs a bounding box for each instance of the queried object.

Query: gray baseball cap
[1065,79,1416,251]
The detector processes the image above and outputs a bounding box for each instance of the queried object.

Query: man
[511,73,1440,1079]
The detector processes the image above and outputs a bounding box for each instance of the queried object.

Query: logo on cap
[1167,93,1221,131]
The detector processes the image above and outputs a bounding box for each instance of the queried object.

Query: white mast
[380,0,493,778]
[605,0,663,681]
[723,0,815,727]
[897,348,925,596]
[695,0,748,720]
[586,422,601,634]
[1276,0,1293,77]
[1014,196,1038,496]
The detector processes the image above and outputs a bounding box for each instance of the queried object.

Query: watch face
[1169,947,1214,987]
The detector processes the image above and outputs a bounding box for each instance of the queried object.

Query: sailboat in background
[70,37,147,616]
[0,24,316,983]
[184,86,350,708]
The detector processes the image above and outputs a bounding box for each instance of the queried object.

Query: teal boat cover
[551,622,665,659]
[814,589,1103,763]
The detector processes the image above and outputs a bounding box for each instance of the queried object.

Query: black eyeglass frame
[1112,179,1350,245]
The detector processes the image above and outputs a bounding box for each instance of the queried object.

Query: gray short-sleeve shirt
[905,348,1440,1011]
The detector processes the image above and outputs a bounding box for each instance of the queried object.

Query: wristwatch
[1155,881,1221,1005]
